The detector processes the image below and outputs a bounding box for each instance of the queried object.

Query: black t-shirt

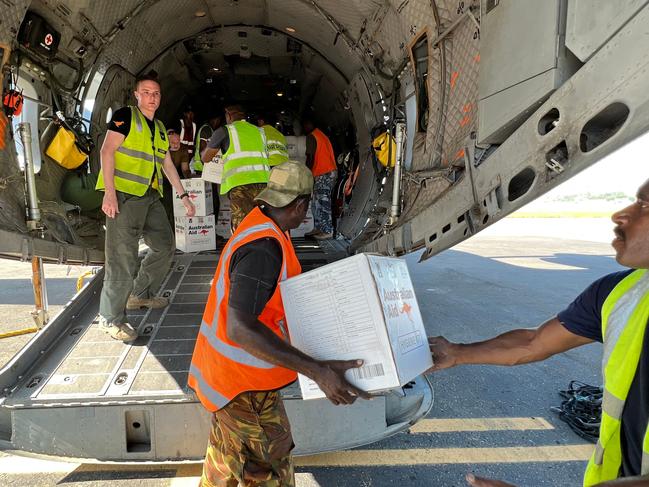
[558,269,648,477]
[107,107,156,137]
[207,127,230,154]
[227,237,282,316]
[305,133,316,170]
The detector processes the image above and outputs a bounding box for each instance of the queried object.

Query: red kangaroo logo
[401,302,414,322]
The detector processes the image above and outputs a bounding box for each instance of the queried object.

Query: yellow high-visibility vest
[262,124,289,166]
[96,106,168,196]
[583,269,649,486]
[220,120,270,195]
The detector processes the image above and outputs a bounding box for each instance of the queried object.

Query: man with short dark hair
[189,160,369,486]
[429,179,649,487]
[202,104,270,230]
[96,71,195,342]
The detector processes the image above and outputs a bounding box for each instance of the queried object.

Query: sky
[535,131,648,202]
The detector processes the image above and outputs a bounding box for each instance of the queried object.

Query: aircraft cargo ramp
[0,239,433,462]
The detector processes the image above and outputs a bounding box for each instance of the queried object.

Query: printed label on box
[173,179,214,217]
[175,215,216,252]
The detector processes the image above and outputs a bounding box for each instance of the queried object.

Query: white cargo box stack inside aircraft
[280,253,433,400]
[173,178,214,216]
[174,179,216,252]
[215,194,231,238]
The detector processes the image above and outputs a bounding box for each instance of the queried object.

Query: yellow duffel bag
[372,131,396,168]
[46,127,88,169]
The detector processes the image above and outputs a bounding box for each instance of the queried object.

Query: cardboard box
[201,155,223,184]
[215,195,231,238]
[173,179,214,217]
[175,215,216,252]
[290,206,314,237]
[285,136,306,163]
[280,253,432,400]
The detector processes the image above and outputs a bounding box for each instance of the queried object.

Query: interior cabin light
[195,10,207,17]
[211,67,220,72]
[276,92,284,97]
[285,27,296,33]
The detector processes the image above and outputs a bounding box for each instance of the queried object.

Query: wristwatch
[179,192,189,200]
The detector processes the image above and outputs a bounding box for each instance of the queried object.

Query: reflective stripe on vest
[311,128,336,177]
[96,106,168,196]
[219,121,270,195]
[262,125,289,166]
[188,207,301,411]
[192,124,213,172]
[583,269,649,486]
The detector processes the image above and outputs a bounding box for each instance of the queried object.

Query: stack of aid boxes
[173,179,216,252]
[215,194,232,239]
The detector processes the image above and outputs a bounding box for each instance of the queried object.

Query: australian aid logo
[187,223,213,236]
[383,288,416,322]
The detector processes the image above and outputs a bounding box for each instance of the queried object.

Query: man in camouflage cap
[190,161,369,486]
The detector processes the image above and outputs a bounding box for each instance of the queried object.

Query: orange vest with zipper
[311,128,336,177]
[188,207,301,411]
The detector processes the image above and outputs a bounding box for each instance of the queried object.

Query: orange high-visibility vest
[311,128,336,177]
[188,207,301,411]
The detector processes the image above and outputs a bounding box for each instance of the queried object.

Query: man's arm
[162,151,195,216]
[429,317,594,371]
[202,127,226,162]
[466,473,649,486]
[100,130,126,219]
[596,476,649,486]
[227,306,371,405]
[202,147,220,163]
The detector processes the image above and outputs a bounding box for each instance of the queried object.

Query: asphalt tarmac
[0,218,621,486]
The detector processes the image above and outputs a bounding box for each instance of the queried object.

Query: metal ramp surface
[3,239,349,406]
[0,238,433,462]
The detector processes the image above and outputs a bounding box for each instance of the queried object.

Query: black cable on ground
[550,380,602,443]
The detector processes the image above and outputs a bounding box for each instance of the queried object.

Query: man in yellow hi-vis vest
[257,113,289,167]
[201,104,270,230]
[427,179,649,487]
[96,70,195,342]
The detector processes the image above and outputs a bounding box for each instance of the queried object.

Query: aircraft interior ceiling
[2,0,472,251]
[4,0,642,262]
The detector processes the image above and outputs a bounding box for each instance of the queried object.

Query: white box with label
[201,155,224,184]
[215,194,231,238]
[280,253,432,400]
[173,179,214,217]
[290,206,314,237]
[175,215,216,252]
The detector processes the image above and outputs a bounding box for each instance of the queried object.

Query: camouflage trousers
[200,391,295,487]
[228,183,267,231]
[312,171,337,234]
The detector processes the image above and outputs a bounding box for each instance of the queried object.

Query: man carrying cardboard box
[189,161,369,486]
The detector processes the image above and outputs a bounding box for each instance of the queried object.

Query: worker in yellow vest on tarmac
[201,105,270,230]
[429,179,649,487]
[189,161,370,486]
[257,113,289,167]
[96,71,195,342]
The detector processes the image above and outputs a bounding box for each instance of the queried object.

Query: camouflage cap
[254,160,314,208]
